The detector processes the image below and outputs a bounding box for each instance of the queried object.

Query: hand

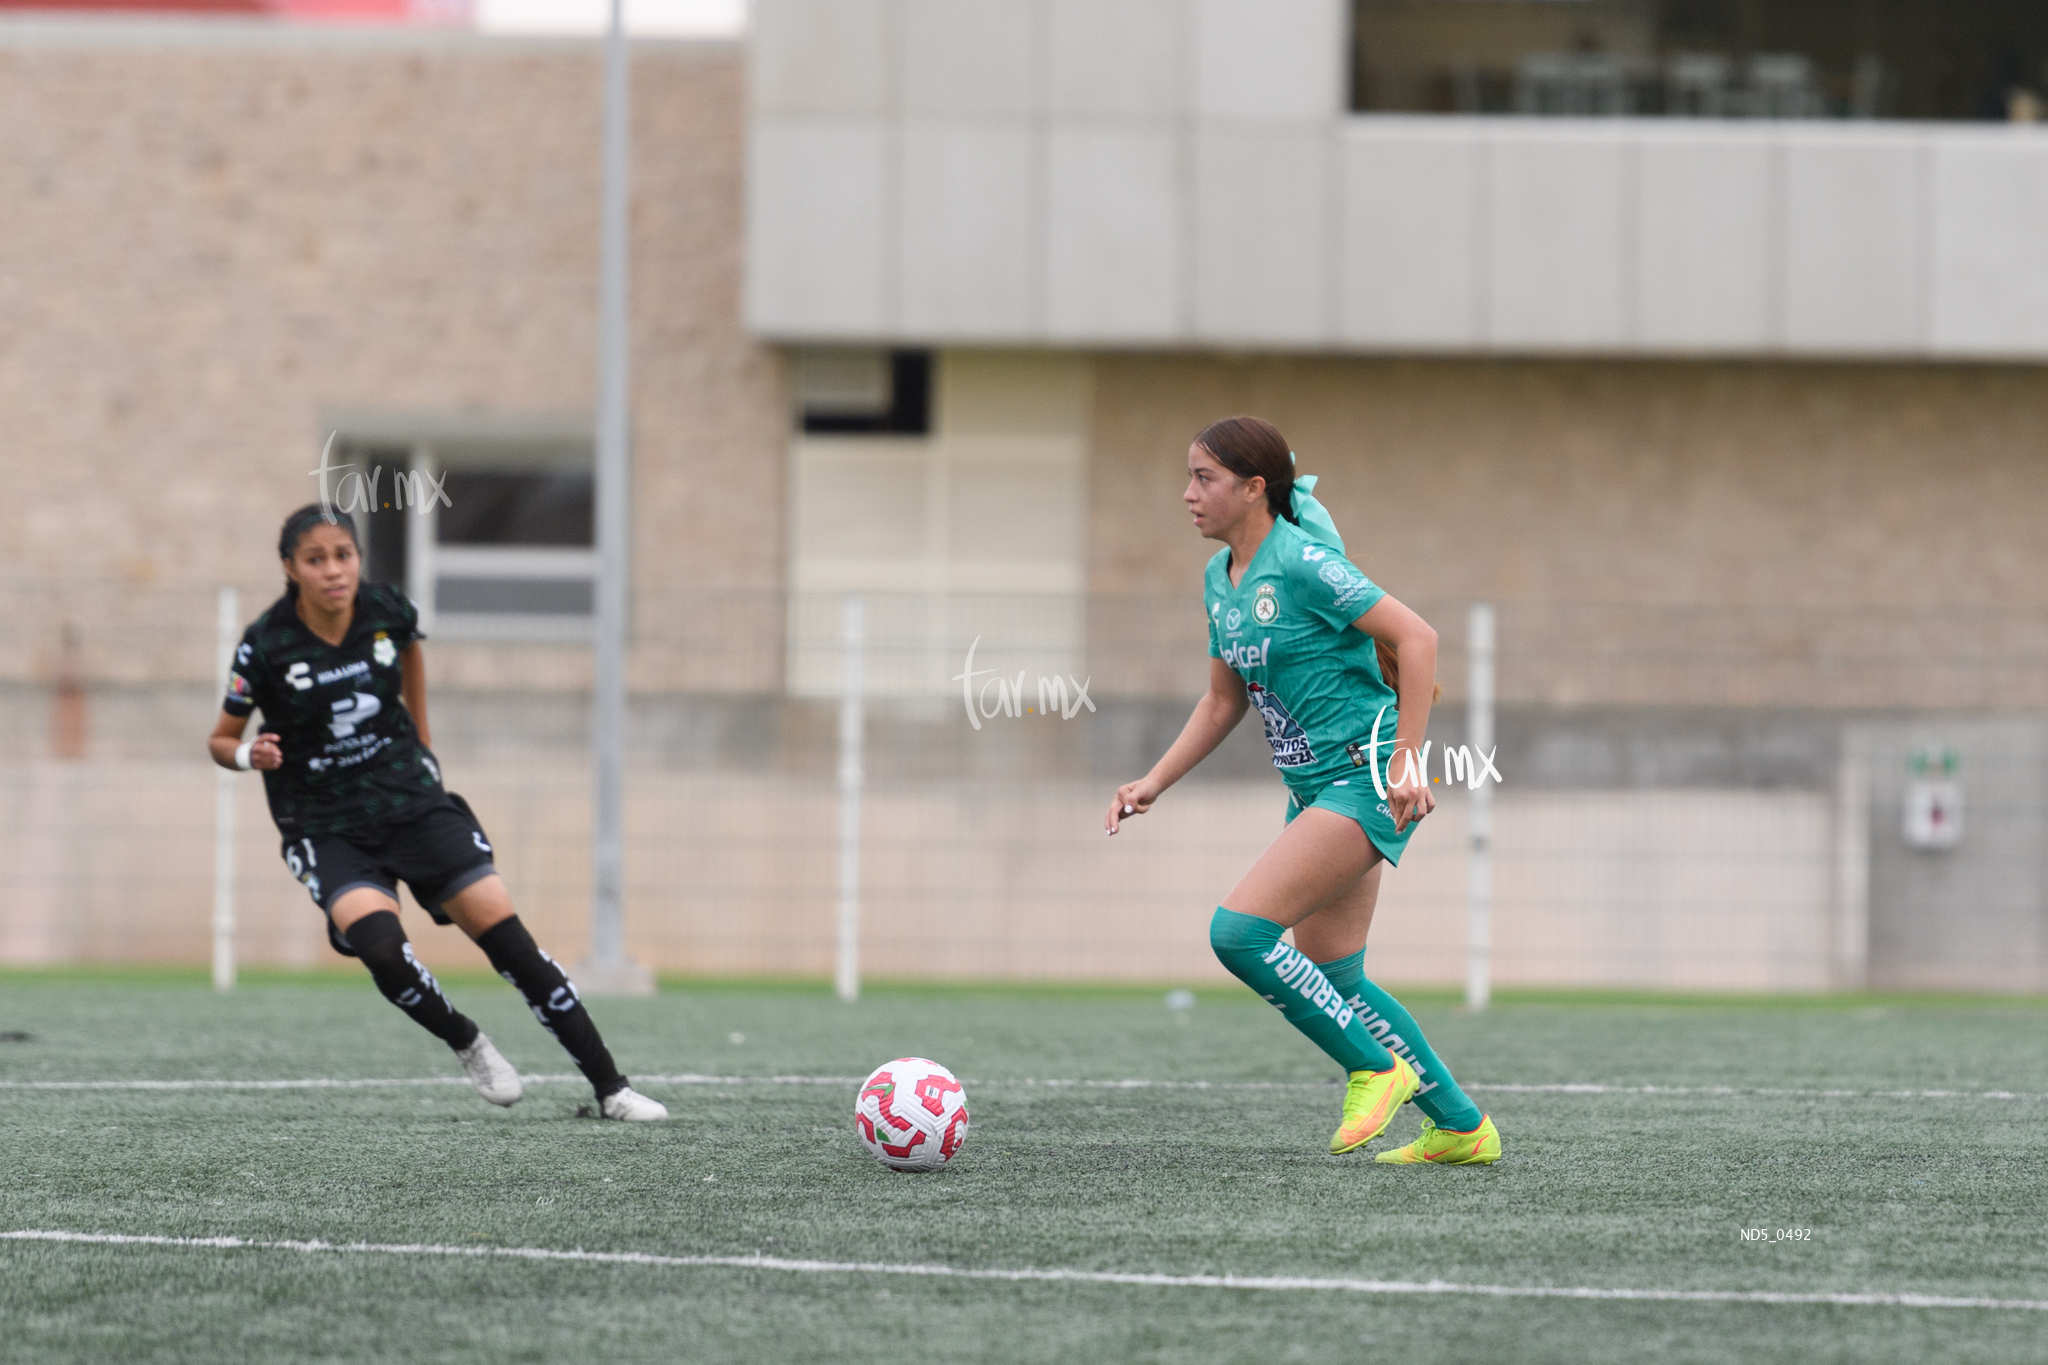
[1387,747,1434,834]
[1105,777,1164,835]
[248,732,284,770]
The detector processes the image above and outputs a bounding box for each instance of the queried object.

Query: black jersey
[222,583,446,836]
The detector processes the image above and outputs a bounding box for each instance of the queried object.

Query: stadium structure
[1,0,2045,993]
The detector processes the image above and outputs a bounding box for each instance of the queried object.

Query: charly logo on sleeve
[1252,582,1279,624]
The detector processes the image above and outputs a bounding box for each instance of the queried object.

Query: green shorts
[1284,777,1415,867]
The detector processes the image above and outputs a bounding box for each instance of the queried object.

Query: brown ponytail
[1375,641,1443,706]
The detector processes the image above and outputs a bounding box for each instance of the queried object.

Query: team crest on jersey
[1252,583,1279,624]
[373,632,397,667]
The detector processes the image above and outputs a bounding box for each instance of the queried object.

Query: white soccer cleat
[600,1086,668,1122]
[454,1032,523,1107]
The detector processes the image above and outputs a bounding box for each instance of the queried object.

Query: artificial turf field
[3,971,2046,1365]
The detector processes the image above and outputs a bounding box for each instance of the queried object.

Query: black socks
[476,916,627,1099]
[344,910,480,1051]
[344,908,626,1101]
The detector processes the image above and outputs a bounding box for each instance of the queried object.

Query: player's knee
[343,909,408,971]
[1209,905,1282,969]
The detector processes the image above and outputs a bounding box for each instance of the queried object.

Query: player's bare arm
[1352,594,1438,834]
[1106,658,1248,834]
[207,710,282,771]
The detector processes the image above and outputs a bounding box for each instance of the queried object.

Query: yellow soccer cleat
[1329,1054,1420,1154]
[1374,1114,1502,1165]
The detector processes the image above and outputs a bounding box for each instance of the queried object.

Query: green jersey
[1205,516,1398,795]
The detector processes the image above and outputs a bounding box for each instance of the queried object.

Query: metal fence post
[1833,746,1870,991]
[1465,602,1495,1012]
[213,586,239,992]
[580,0,652,997]
[836,596,865,1003]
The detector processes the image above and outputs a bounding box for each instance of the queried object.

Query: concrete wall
[1851,717,2048,993]
[747,0,2048,360]
[0,756,1843,992]
[0,18,784,690]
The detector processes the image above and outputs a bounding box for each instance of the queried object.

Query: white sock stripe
[3,1074,2046,1100]
[4,1230,2043,1313]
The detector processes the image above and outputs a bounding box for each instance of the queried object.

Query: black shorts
[280,791,497,957]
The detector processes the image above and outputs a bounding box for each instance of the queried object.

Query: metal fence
[2,578,2044,994]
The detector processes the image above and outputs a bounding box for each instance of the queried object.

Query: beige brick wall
[1090,354,2048,609]
[0,23,784,690]
[1086,355,2048,705]
[5,23,2042,712]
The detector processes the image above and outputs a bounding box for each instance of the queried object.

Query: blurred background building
[2,0,2044,992]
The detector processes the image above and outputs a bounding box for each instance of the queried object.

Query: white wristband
[233,740,255,771]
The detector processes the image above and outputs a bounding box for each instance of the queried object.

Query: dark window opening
[799,350,932,436]
[1351,0,2048,122]
[351,444,414,589]
[437,471,595,547]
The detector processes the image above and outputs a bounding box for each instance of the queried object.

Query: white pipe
[213,586,239,993]
[1834,750,1870,991]
[1465,602,1495,1012]
[836,596,865,1004]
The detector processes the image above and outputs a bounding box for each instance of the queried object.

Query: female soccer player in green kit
[1106,417,1500,1164]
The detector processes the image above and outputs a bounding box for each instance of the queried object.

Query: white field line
[4,1230,2044,1313]
[2,1074,2046,1101]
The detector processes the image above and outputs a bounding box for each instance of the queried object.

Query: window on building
[794,348,932,435]
[784,351,1088,699]
[336,420,595,641]
[1352,0,2048,122]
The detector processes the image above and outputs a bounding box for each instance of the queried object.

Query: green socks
[1316,948,1485,1133]
[1209,908,1395,1075]
[1206,907,1485,1131]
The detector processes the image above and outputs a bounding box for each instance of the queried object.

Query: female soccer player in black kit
[208,505,666,1120]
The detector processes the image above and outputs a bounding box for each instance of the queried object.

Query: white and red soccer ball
[854,1057,970,1172]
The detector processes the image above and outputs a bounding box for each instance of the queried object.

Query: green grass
[3,974,2046,1364]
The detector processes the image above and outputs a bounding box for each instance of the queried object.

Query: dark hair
[277,504,359,598]
[1194,416,1295,523]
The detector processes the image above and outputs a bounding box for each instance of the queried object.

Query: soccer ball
[854,1057,970,1172]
